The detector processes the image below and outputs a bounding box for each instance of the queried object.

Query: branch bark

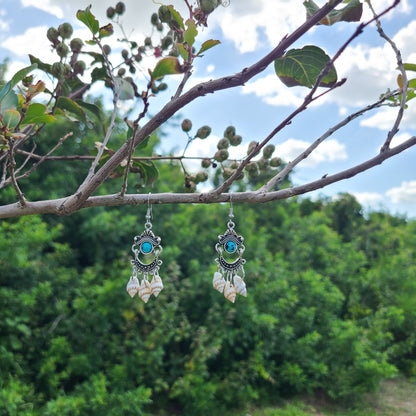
[1,136,414,219]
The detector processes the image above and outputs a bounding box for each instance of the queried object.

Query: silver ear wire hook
[145,192,152,229]
[229,193,234,220]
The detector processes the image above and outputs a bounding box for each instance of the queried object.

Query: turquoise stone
[225,241,237,253]
[141,242,153,254]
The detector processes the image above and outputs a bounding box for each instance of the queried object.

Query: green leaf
[168,6,184,30]
[57,97,86,122]
[91,66,108,83]
[75,100,103,122]
[406,78,416,102]
[29,55,52,74]
[274,45,337,88]
[76,5,99,35]
[0,90,18,113]
[177,43,189,61]
[83,52,105,65]
[114,77,135,100]
[61,76,87,97]
[184,19,197,47]
[151,57,183,81]
[131,160,159,185]
[403,63,416,72]
[0,64,37,103]
[99,23,113,39]
[0,81,12,103]
[304,0,363,25]
[10,64,38,89]
[196,39,221,56]
[20,103,55,125]
[3,109,20,129]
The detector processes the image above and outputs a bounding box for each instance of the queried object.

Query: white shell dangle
[213,271,226,293]
[126,274,140,298]
[138,279,152,303]
[150,274,164,297]
[126,193,164,303]
[213,195,247,303]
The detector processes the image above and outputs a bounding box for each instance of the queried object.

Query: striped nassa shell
[213,271,225,293]
[224,280,236,303]
[138,279,152,303]
[126,275,140,298]
[233,275,247,297]
[150,274,164,297]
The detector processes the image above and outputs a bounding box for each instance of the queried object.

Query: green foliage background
[1,118,416,416]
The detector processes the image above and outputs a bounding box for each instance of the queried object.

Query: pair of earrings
[126,195,247,303]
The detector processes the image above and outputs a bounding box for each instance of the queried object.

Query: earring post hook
[229,193,234,219]
[146,192,152,220]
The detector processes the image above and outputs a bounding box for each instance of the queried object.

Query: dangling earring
[213,195,246,303]
[126,193,163,302]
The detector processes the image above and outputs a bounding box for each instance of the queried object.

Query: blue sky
[0,0,415,217]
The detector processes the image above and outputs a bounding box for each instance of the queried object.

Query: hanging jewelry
[126,193,163,302]
[213,195,246,303]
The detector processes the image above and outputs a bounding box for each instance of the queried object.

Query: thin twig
[365,0,407,152]
[208,79,346,197]
[120,85,152,197]
[260,89,401,192]
[7,140,27,206]
[1,136,414,219]
[13,151,208,162]
[15,132,73,183]
[14,143,37,176]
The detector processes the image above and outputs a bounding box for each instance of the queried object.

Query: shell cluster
[213,271,246,303]
[126,273,164,303]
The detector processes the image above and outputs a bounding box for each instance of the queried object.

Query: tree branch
[1,136,414,219]
[260,90,400,192]
[58,0,344,215]
[365,0,408,153]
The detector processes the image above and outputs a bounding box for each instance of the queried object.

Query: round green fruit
[263,144,275,159]
[201,158,211,168]
[214,149,229,162]
[115,2,126,14]
[217,138,230,150]
[196,125,211,139]
[56,42,69,58]
[58,23,73,39]
[70,38,83,52]
[181,119,192,132]
[229,134,242,146]
[47,27,59,43]
[224,125,236,139]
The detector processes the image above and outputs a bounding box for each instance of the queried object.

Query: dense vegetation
[1,116,416,416]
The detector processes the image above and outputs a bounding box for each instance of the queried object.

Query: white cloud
[210,0,304,53]
[1,26,55,61]
[242,74,304,107]
[22,0,187,38]
[390,132,412,148]
[351,191,384,207]
[275,138,347,167]
[386,180,416,204]
[0,8,9,33]
[361,99,416,130]
[362,0,412,20]
[21,0,63,18]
